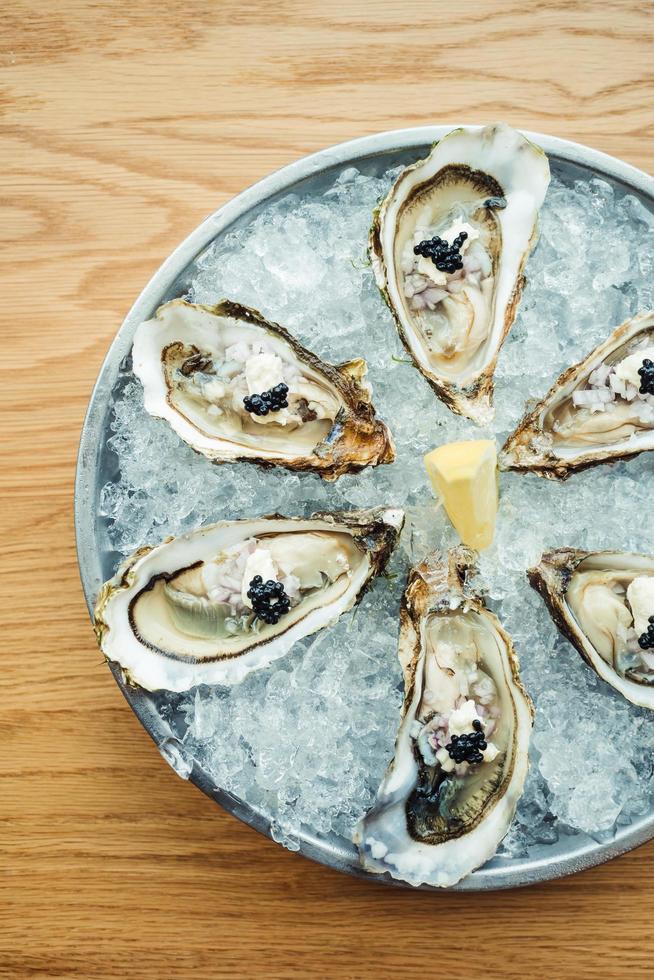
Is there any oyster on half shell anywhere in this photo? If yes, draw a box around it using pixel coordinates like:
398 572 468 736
370 123 550 424
133 299 395 480
94 508 404 692
529 548 654 709
355 547 533 888
501 311 654 479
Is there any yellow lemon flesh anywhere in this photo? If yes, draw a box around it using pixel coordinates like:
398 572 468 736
424 439 498 550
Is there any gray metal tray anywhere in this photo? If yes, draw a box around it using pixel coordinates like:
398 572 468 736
75 126 654 890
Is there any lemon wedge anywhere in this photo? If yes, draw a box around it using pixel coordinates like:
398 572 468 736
424 439 498 550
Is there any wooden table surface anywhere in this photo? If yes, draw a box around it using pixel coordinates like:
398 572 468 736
2 2 653 977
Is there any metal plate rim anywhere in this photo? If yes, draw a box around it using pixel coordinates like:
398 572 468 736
75 125 654 891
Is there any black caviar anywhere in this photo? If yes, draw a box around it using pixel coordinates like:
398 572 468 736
445 718 487 765
638 614 654 650
247 576 291 625
414 231 468 274
243 382 289 417
638 359 654 396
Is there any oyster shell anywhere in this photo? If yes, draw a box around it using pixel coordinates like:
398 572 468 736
94 508 403 692
501 311 654 479
133 299 395 480
529 548 654 709
355 547 533 887
370 123 550 424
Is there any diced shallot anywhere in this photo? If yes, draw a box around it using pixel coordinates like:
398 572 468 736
423 287 448 309
588 363 611 387
609 372 627 398
572 388 614 408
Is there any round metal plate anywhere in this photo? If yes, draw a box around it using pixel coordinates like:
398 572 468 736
75 126 654 890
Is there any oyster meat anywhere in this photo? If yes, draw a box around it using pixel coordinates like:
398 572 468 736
133 299 395 480
529 548 654 709
370 123 550 424
501 311 654 479
94 508 404 692
355 547 533 887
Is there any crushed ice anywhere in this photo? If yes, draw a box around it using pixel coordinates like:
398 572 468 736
100 162 654 860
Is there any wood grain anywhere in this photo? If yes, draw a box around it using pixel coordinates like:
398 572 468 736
1 1 653 977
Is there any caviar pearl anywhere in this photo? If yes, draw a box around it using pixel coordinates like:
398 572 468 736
444 719 487 765
246 575 291 625
243 382 290 417
637 360 654 396
413 231 468 275
639 629 654 650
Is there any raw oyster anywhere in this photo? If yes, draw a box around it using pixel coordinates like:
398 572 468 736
370 123 550 424
501 311 654 479
529 548 654 709
355 547 533 887
132 299 395 480
94 508 403 692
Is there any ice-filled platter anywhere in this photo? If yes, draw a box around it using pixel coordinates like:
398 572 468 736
76 126 654 890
